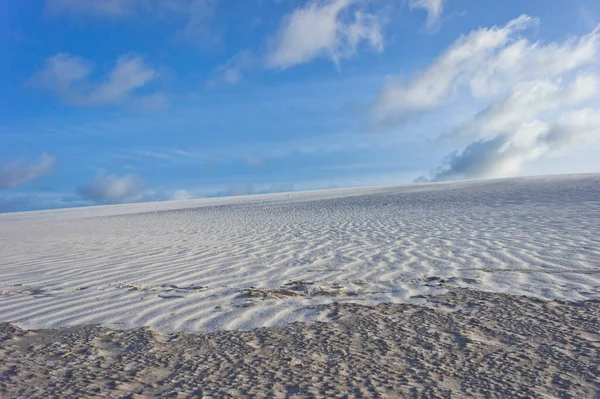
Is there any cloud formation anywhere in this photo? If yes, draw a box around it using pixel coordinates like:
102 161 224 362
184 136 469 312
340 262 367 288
390 16 600 182
427 109 600 182
418 73 600 182
77 170 144 203
0 153 57 189
409 0 446 31
266 0 383 69
29 53 165 110
450 73 600 141
373 15 599 123
77 170 199 204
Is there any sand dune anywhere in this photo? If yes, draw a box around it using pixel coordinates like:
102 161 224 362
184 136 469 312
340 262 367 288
1 174 599 333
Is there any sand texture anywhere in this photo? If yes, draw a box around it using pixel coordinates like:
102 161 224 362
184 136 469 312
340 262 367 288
1 289 599 398
1 174 600 333
1 174 600 397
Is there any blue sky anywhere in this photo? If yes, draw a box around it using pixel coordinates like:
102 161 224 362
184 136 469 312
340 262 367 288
1 0 600 212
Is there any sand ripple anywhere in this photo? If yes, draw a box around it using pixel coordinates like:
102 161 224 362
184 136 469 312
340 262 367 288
1 174 599 332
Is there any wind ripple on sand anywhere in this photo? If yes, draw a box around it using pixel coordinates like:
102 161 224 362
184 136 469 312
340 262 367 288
1 174 599 332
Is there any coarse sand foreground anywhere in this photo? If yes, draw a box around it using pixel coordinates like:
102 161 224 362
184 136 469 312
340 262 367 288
1 289 599 398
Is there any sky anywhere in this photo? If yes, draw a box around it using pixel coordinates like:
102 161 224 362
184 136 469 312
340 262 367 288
1 0 600 212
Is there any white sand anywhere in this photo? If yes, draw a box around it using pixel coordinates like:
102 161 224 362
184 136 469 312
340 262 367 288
1 174 599 333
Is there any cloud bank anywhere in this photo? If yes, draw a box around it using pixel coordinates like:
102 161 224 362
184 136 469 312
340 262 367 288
369 14 600 182
0 153 57 189
428 109 600 181
77 170 145 203
449 74 600 141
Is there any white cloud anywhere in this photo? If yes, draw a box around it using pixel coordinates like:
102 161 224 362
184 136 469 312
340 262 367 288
78 170 144 203
266 0 383 69
543 107 600 148
420 74 600 182
373 15 600 123
390 16 600 182
409 0 446 31
29 53 166 110
0 153 57 189
451 73 600 140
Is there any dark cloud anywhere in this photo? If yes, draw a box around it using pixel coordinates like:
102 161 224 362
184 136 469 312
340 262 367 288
424 134 523 182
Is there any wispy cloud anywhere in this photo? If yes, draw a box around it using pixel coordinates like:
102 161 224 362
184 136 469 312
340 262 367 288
266 0 383 70
209 50 255 86
45 0 148 18
45 0 220 45
29 53 166 111
45 0 203 19
409 0 446 32
181 0 220 44
112 125 413 171
0 153 57 189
